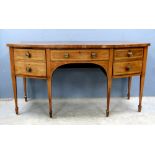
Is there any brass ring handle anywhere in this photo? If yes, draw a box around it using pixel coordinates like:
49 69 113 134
127 50 133 57
25 51 31 58
64 53 69 58
125 65 131 71
91 52 97 58
26 66 32 72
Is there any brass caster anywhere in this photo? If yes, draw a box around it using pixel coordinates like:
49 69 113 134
106 110 109 117
138 105 142 112
49 112 52 118
15 107 19 115
24 96 27 102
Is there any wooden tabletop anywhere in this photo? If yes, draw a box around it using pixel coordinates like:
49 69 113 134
7 42 150 49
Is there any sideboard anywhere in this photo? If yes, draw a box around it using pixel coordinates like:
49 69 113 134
7 42 150 117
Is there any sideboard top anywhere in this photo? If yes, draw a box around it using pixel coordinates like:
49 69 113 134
7 42 150 49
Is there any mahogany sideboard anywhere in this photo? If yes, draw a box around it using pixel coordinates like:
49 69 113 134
7 42 150 118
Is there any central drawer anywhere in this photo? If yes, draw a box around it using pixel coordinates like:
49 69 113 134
15 61 46 77
50 49 109 61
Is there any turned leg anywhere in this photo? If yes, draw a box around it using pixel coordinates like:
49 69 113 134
138 75 145 112
23 78 27 102
12 75 18 115
47 78 52 118
106 78 112 117
128 77 132 100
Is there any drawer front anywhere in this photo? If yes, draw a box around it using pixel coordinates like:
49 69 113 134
114 48 143 61
15 61 46 77
113 61 142 76
14 49 46 61
50 49 109 61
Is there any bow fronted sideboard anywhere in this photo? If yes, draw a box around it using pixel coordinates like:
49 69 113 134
7 42 150 117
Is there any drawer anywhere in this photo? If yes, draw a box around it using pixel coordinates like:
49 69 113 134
113 61 142 76
14 49 46 61
15 61 46 77
50 49 109 61
114 48 143 61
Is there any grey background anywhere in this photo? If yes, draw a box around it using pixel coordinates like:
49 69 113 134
0 29 155 99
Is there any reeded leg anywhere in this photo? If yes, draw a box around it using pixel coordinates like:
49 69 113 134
128 77 132 100
23 78 27 102
12 75 18 115
138 75 145 112
47 78 52 118
106 78 112 117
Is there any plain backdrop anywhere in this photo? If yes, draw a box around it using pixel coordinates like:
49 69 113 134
0 29 154 98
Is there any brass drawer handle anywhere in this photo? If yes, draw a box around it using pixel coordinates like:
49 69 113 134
125 65 131 71
25 51 31 58
127 50 133 57
64 53 69 58
26 66 32 72
91 52 97 58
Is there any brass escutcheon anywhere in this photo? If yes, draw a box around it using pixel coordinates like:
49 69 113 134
64 53 69 58
127 50 133 57
125 65 131 71
91 52 97 58
25 51 31 58
26 66 32 72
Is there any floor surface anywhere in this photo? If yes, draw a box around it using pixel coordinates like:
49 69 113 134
0 97 155 125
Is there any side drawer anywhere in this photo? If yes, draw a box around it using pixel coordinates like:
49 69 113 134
50 49 109 61
114 48 143 61
113 61 142 76
15 61 47 77
14 49 46 61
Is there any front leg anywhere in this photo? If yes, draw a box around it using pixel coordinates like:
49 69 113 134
10 47 18 115
47 78 52 118
12 75 18 115
138 75 145 112
106 77 112 117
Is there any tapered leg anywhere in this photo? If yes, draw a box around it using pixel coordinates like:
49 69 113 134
47 78 52 118
106 78 112 117
12 75 18 115
138 75 145 112
23 78 27 102
128 77 132 100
